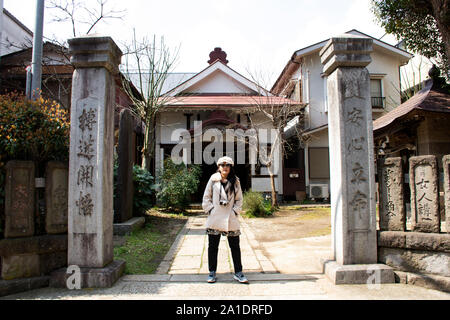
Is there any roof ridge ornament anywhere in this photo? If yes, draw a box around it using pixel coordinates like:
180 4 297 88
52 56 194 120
208 47 229 65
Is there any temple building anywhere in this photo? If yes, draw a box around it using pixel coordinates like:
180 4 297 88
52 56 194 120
155 48 300 201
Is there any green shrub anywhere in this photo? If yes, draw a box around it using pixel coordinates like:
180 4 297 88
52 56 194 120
132 165 157 215
243 190 274 217
0 93 70 164
0 93 70 238
156 158 201 211
113 155 157 216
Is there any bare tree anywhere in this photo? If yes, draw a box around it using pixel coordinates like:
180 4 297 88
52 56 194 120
46 0 125 38
36 0 126 108
243 70 306 207
121 30 180 172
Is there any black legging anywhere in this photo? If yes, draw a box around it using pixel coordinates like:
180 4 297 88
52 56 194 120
208 234 242 273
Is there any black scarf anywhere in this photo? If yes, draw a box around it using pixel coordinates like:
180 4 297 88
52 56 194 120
220 180 232 202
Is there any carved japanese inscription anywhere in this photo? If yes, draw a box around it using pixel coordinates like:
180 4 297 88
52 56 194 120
348 137 365 153
74 103 98 218
77 165 94 188
378 158 405 231
79 109 97 133
414 165 434 222
410 156 440 233
77 134 95 161
345 104 371 231
4 161 35 238
346 108 364 127
351 162 367 185
76 191 94 216
45 162 69 234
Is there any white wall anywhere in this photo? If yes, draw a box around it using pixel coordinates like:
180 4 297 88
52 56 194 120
186 70 254 95
1 10 32 56
294 47 405 131
400 54 433 91
158 111 187 144
290 51 329 131
366 49 403 112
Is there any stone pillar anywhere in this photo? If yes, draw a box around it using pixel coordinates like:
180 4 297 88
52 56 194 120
320 36 394 284
378 157 405 231
51 36 125 288
409 155 440 233
114 108 134 223
444 155 450 234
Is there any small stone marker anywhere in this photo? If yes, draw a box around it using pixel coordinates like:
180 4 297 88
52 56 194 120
378 157 405 231
45 161 69 234
442 155 449 234
409 155 440 233
409 156 440 233
4 161 35 238
114 108 134 223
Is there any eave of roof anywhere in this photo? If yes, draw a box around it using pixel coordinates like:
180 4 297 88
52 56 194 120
0 41 68 60
163 95 301 107
373 79 450 132
3 8 33 36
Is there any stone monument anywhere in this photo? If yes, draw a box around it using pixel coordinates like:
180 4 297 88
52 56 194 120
4 161 35 238
114 108 134 223
319 36 394 284
50 36 125 288
444 155 450 234
45 161 69 234
409 155 440 233
378 157 405 231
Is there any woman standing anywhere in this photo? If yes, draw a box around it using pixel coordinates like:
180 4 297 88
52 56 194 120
202 156 248 284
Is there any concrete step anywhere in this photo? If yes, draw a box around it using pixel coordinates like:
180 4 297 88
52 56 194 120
113 217 146 236
187 203 203 210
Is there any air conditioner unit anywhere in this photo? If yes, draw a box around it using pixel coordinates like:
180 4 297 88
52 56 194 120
309 184 329 200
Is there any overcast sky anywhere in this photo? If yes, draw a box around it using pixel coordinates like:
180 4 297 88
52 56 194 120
3 0 398 85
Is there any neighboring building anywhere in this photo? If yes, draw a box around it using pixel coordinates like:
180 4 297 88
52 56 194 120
272 29 413 200
396 40 434 99
0 42 73 108
154 48 300 201
373 78 450 169
373 77 450 221
0 8 33 57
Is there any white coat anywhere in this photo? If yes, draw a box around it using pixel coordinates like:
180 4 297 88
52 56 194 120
202 172 243 232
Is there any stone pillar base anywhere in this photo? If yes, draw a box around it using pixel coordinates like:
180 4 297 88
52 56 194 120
0 276 50 297
50 260 125 289
322 260 395 285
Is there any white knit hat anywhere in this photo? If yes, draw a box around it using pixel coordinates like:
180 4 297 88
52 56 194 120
217 156 234 166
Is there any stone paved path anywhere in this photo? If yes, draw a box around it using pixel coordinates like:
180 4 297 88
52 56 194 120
1 214 450 300
156 214 277 276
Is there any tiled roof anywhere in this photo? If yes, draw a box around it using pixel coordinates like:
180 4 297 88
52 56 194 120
373 79 450 132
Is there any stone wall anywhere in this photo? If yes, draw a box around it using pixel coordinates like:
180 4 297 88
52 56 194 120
377 155 450 292
0 160 68 296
